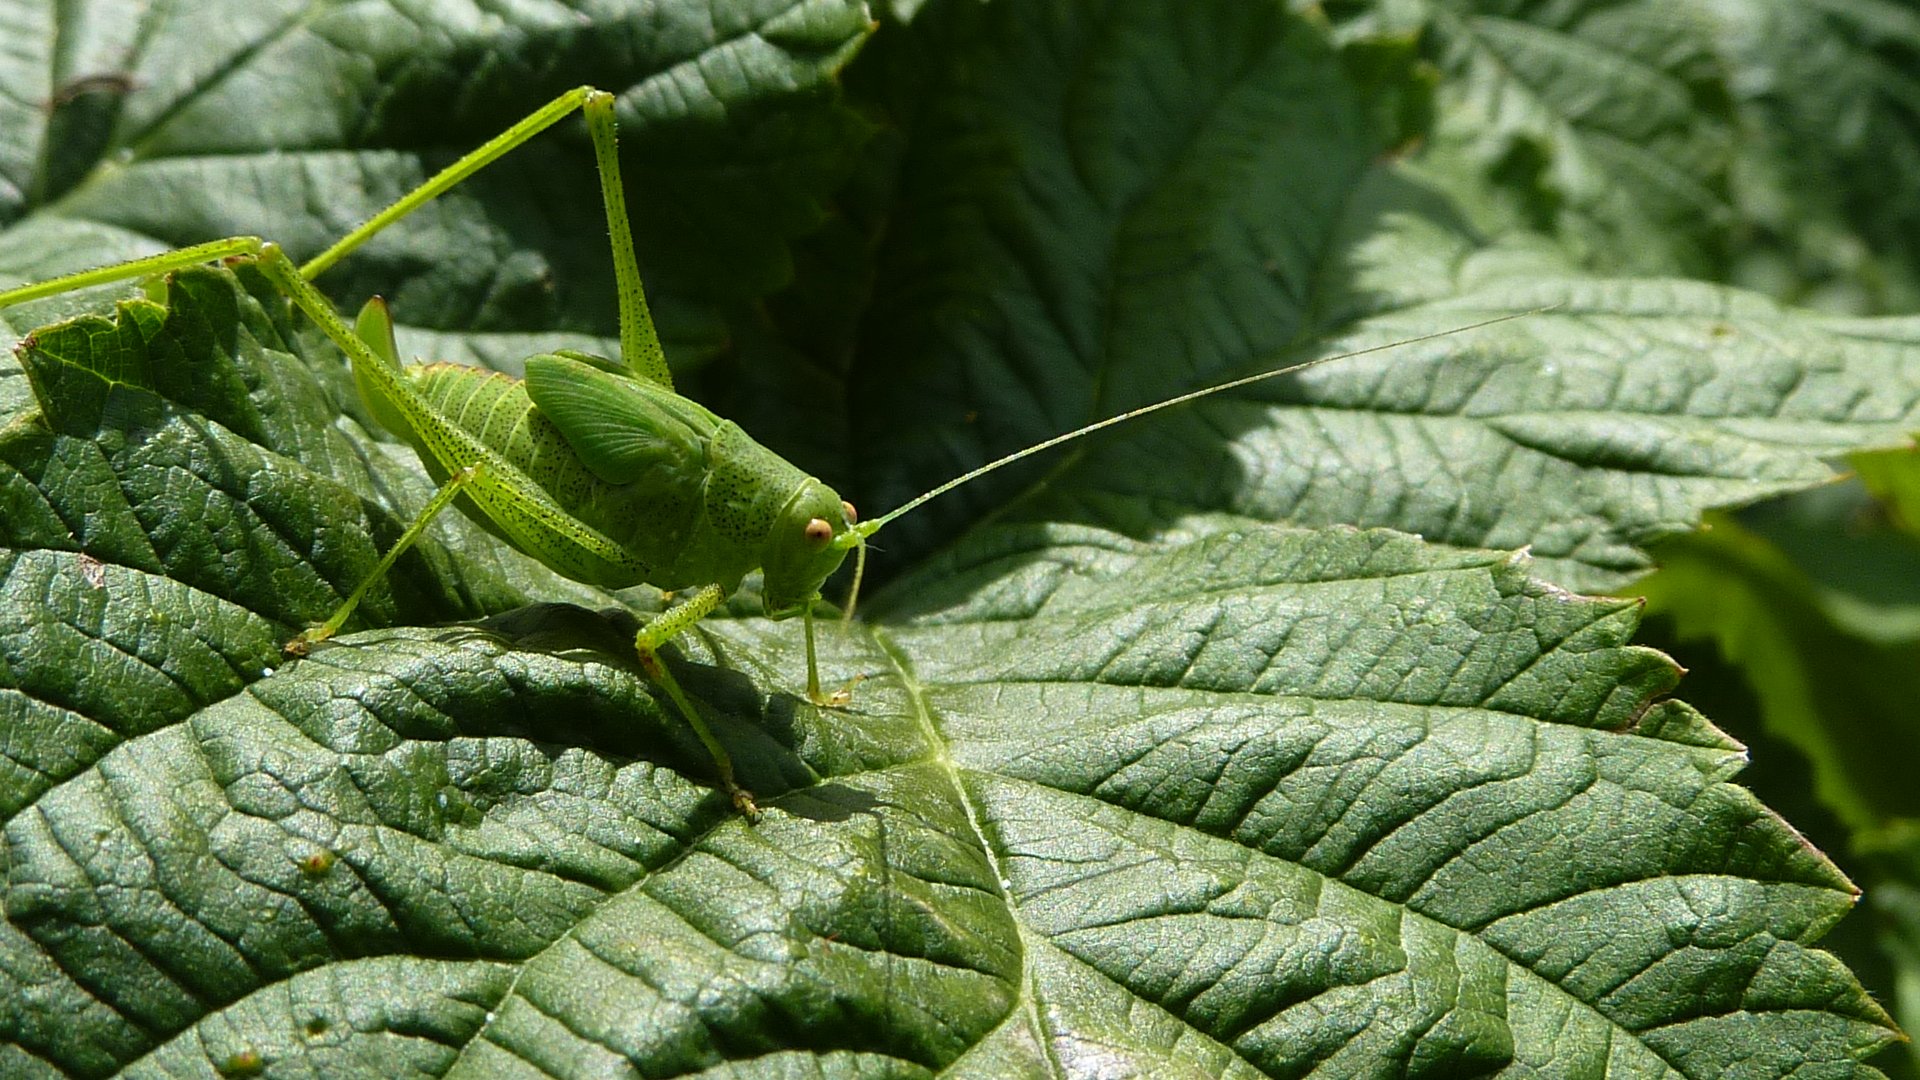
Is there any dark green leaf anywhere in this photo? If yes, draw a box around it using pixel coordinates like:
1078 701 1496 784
0 1 1908 1076
1321 0 1920 313
0 0 876 363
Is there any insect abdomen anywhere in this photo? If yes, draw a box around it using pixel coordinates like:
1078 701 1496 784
406 362 715 589
412 364 597 501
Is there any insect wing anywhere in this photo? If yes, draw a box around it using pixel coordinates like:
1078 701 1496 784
523 353 712 486
350 297 413 438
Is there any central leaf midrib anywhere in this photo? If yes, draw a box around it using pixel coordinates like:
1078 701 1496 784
865 619 1058 1071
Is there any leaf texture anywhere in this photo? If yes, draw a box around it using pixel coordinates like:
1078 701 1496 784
0 1 1909 1076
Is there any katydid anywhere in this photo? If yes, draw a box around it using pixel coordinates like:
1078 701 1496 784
0 85 1537 817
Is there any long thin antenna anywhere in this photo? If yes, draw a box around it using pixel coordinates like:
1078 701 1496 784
856 306 1554 538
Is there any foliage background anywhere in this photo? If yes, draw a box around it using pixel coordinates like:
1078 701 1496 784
0 0 1918 1076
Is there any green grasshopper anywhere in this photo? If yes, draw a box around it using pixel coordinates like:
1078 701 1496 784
0 86 1533 816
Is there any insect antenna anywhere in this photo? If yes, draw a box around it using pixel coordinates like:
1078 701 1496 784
835 305 1555 616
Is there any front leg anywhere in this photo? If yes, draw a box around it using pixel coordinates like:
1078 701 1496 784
632 584 757 817
285 464 484 657
803 603 865 707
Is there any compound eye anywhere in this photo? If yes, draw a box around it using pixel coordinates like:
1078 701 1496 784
804 517 833 544
841 500 859 525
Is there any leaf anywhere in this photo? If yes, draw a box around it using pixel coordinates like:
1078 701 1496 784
1630 472 1920 1079
1857 445 1920 544
1 362 1898 1073
0 273 1901 1074
0 0 876 361
0 0 1910 1076
1000 286 1920 594
1861 822 1920 1076
1633 507 1920 835
1321 0 1920 313
748 0 1920 593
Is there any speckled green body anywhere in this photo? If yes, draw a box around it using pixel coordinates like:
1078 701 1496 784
380 351 853 614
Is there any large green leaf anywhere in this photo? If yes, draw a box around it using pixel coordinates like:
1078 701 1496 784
0 279 1894 1072
0 0 1912 1076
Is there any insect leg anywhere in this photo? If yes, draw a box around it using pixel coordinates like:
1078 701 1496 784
301 87 594 278
581 91 667 388
254 247 648 584
0 236 264 310
632 584 757 817
295 86 667 389
803 605 865 707
284 464 484 656
805 604 822 700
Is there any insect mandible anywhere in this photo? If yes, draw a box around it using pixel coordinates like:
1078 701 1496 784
0 86 1538 817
